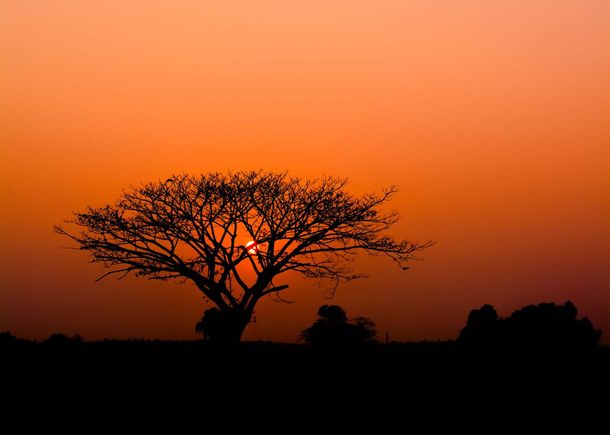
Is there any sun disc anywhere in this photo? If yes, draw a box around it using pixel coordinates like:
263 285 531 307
246 240 258 254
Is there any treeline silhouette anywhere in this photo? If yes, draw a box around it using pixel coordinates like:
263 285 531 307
3 306 606 425
458 301 601 349
3 300 608 404
2 300 602 352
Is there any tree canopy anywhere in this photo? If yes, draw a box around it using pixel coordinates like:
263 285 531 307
56 171 431 341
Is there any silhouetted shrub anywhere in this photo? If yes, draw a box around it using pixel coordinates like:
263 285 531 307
458 301 601 349
301 305 377 347
350 317 378 343
196 308 249 343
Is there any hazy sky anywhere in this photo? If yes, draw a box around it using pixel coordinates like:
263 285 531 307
1 0 608 343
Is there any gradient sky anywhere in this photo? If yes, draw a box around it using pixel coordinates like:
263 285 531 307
1 0 609 343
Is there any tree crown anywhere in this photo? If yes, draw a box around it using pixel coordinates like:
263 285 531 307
55 171 432 310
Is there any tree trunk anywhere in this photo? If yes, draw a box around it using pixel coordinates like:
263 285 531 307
222 311 250 343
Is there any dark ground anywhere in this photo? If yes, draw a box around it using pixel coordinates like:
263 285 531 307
5 339 609 386
3 340 609 426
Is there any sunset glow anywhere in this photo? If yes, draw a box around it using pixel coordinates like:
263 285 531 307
1 1 608 344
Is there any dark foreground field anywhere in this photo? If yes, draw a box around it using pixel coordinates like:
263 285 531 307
5 339 609 386
3 340 609 425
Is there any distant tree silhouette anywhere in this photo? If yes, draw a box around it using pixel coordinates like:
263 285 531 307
351 317 378 342
317 304 348 322
458 304 501 347
458 301 601 349
56 171 431 343
301 304 377 346
503 301 601 348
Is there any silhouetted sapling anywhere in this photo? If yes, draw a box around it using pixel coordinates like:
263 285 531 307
301 304 377 346
56 171 431 343
458 301 601 349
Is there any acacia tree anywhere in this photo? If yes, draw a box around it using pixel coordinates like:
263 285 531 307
55 171 432 342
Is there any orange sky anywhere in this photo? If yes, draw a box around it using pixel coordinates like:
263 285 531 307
1 0 609 343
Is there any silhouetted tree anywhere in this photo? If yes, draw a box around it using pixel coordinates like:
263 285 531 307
503 301 601 349
350 317 378 343
317 304 348 322
56 171 431 343
458 304 501 347
458 301 601 349
301 304 377 346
